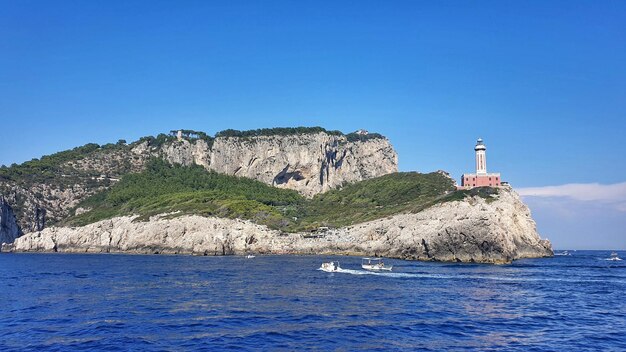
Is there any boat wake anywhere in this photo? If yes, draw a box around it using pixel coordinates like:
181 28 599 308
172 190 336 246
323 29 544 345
320 267 626 284
334 268 415 278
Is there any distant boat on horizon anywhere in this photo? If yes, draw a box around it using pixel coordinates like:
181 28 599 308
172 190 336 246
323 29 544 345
607 252 622 261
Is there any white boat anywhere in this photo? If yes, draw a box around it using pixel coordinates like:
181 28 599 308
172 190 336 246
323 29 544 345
555 250 571 256
608 252 622 261
320 261 341 272
361 258 392 271
246 254 256 259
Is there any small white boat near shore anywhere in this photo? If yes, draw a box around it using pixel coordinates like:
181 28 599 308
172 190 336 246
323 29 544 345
246 254 256 259
555 251 571 256
361 258 392 271
320 261 341 272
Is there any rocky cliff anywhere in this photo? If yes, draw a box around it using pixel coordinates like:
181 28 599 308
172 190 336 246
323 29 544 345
0 144 151 233
158 133 398 196
156 132 398 196
0 129 398 233
4 187 552 263
207 133 398 196
0 197 21 245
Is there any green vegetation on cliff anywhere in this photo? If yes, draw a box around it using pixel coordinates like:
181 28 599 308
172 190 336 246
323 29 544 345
0 143 134 193
344 132 385 142
68 159 303 227
214 126 386 141
0 126 384 185
134 130 215 149
215 127 343 138
0 126 390 230
0 143 102 185
439 186 500 204
293 172 455 231
67 160 460 231
0 126 384 188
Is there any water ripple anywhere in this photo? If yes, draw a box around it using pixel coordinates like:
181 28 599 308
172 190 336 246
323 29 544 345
1 251 625 351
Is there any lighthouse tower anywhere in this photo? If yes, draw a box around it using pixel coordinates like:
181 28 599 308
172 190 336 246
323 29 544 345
475 138 487 175
461 138 501 188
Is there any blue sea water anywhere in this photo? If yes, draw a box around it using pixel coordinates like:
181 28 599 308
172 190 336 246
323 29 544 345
1 251 625 351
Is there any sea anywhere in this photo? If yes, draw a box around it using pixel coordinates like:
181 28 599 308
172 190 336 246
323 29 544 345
1 251 625 351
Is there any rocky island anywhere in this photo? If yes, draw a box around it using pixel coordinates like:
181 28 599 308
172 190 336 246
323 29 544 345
0 127 552 263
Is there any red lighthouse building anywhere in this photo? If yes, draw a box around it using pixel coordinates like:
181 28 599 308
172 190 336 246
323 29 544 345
461 138 501 188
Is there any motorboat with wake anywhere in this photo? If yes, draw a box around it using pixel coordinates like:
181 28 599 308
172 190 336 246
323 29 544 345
607 252 622 261
361 258 392 271
555 250 571 256
320 261 341 272
246 254 256 259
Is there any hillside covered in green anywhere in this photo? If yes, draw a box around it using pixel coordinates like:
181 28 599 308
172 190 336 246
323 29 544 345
67 159 464 232
0 143 118 186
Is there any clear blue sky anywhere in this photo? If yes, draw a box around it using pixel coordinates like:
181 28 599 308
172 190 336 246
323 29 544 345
1 1 625 248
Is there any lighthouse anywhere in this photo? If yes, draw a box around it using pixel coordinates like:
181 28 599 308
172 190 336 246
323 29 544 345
461 138 501 188
475 138 487 175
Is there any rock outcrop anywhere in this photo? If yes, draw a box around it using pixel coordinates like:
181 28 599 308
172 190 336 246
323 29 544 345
207 133 398 196
156 133 398 196
0 181 110 234
4 187 552 263
0 197 21 246
29 205 46 232
0 145 150 232
1 131 397 233
160 139 212 169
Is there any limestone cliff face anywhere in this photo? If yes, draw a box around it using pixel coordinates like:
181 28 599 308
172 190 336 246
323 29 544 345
0 181 110 234
0 197 21 245
160 139 211 169
5 187 552 263
338 186 552 263
135 133 398 197
207 134 398 196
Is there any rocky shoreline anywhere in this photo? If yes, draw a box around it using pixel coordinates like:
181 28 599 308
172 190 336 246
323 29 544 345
2 187 553 264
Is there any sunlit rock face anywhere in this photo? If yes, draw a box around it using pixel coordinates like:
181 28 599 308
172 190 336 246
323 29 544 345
207 133 398 197
0 131 397 233
7 187 552 264
146 133 398 197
